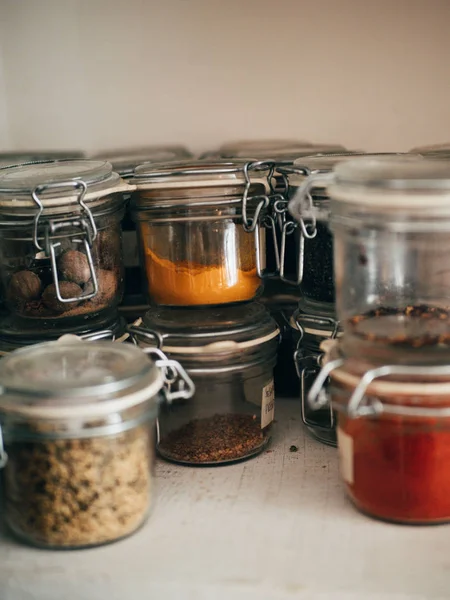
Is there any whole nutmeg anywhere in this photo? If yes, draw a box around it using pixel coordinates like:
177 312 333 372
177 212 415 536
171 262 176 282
58 250 91 285
86 269 118 307
42 282 83 313
7 270 42 308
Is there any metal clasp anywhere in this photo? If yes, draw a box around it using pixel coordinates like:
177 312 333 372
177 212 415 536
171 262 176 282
143 346 195 403
32 180 99 304
242 161 272 233
346 364 450 419
297 354 335 432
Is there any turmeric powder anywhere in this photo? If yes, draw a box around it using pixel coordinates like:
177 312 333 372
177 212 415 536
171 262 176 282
144 248 261 305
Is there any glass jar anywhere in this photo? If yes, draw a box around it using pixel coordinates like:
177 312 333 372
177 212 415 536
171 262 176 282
281 153 409 299
291 156 450 364
291 303 341 445
129 302 279 465
0 339 194 548
0 150 85 168
92 148 192 321
218 139 314 158
131 160 276 307
409 142 450 157
0 160 131 340
309 342 450 524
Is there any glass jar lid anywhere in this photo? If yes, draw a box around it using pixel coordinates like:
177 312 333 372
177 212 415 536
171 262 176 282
0 160 131 217
131 159 271 191
140 302 279 354
219 139 313 158
0 150 85 168
329 156 450 212
309 341 450 421
92 146 192 178
409 142 450 156
0 340 163 419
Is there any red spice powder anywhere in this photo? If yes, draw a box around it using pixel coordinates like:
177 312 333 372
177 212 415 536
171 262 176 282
339 411 450 524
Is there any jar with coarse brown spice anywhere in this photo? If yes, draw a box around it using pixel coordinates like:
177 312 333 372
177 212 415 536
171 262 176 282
0 338 194 549
130 301 279 466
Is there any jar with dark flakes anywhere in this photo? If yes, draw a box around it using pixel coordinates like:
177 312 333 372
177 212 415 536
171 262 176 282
0 339 194 549
291 302 341 446
282 153 411 302
130 302 279 465
0 160 130 342
291 155 450 364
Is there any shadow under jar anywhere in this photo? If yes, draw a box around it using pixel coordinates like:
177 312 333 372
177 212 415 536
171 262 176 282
0 160 130 341
291 302 341 445
130 160 277 307
0 339 194 548
310 341 450 524
130 302 279 465
282 153 410 302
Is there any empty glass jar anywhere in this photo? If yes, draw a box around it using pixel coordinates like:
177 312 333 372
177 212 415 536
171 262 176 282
305 156 450 364
130 302 279 465
131 160 276 307
0 160 131 340
0 339 194 548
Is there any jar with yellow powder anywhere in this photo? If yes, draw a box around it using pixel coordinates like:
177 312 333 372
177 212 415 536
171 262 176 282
131 160 276 307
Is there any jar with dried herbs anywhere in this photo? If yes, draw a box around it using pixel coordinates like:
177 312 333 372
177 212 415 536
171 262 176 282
0 160 130 341
0 338 194 548
131 160 277 307
130 302 279 465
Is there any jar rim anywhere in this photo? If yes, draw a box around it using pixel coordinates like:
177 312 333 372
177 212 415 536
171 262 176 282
0 160 133 215
0 340 163 419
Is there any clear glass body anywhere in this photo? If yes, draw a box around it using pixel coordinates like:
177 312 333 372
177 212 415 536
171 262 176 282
157 358 276 465
333 382 450 524
2 409 155 548
296 342 336 446
332 209 450 363
135 201 263 306
0 203 125 336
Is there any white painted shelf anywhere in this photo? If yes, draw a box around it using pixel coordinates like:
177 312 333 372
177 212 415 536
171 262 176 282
0 399 449 600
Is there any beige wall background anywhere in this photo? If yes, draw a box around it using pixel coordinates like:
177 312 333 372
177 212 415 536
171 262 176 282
0 0 449 155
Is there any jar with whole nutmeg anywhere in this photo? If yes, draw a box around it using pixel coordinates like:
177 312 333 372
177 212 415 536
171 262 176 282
0 339 194 548
0 160 131 340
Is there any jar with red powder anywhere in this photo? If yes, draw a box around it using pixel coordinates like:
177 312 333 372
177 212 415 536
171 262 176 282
309 342 450 524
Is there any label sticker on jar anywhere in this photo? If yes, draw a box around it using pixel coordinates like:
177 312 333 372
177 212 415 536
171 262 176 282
337 427 354 485
261 379 275 429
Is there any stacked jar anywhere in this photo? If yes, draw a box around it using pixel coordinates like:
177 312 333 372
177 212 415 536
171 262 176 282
129 159 280 465
0 160 132 351
91 146 192 321
291 155 450 524
280 153 411 444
